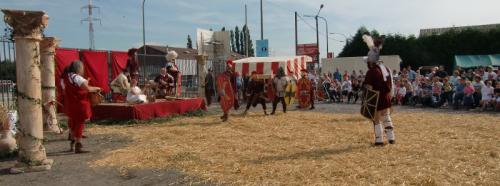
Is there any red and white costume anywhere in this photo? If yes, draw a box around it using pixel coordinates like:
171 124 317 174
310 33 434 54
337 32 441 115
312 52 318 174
63 73 91 139
363 34 396 145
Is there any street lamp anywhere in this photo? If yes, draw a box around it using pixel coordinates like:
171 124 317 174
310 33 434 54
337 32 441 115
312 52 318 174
142 0 147 80
304 15 328 58
330 32 349 43
303 4 323 69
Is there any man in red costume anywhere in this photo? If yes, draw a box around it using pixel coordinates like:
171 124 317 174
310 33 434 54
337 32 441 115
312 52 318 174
218 64 237 122
62 60 101 153
363 34 396 146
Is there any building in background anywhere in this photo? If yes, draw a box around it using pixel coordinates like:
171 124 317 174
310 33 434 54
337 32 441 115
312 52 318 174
420 23 500 37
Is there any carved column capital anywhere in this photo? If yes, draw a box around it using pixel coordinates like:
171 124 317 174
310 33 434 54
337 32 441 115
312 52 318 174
2 9 48 40
195 55 208 65
40 37 59 54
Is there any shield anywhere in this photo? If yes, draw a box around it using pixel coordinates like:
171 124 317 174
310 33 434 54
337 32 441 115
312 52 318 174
217 74 234 113
360 89 380 121
284 81 296 105
297 78 311 108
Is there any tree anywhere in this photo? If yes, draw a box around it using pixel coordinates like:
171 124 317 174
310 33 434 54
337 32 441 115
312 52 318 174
221 27 226 31
230 30 236 52
339 26 500 71
186 35 193 49
235 26 241 54
240 25 246 55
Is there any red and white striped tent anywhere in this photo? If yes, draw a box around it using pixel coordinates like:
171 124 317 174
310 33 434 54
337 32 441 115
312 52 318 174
233 56 312 79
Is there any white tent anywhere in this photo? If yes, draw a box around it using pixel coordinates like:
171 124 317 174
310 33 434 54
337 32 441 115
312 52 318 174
322 55 402 75
233 56 312 79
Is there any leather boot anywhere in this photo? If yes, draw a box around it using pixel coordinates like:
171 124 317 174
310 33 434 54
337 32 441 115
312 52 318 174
75 142 90 153
69 140 75 152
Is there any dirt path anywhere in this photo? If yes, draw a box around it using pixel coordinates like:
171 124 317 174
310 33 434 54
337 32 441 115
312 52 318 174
0 130 213 186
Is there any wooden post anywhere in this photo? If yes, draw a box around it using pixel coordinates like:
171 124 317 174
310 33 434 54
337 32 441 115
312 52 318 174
196 55 207 99
2 9 53 173
40 37 61 133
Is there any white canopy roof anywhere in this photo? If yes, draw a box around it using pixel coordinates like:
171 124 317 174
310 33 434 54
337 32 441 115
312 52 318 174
233 56 313 63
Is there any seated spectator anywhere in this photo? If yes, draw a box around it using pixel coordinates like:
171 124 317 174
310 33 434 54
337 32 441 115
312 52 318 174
126 79 148 104
436 65 448 79
431 76 443 105
463 80 475 110
480 80 495 111
495 82 500 111
472 76 484 108
439 78 454 108
449 70 460 87
453 78 465 109
341 76 352 103
402 79 413 105
351 79 362 103
395 80 406 105
483 66 497 81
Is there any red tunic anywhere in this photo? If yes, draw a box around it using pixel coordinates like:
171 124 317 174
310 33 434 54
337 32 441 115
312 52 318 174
63 74 92 121
364 65 392 111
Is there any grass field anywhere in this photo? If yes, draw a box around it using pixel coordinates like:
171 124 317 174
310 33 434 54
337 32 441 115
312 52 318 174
89 109 500 185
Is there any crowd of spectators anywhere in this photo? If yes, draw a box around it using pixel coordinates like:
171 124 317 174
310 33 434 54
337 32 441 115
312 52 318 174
316 65 500 112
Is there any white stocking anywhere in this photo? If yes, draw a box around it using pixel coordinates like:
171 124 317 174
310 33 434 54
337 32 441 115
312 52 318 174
373 121 384 143
382 112 395 141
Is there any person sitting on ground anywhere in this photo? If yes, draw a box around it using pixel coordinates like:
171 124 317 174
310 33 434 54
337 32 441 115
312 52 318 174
396 80 406 105
431 76 443 106
402 79 413 105
439 78 454 108
494 81 500 111
126 78 148 104
110 69 130 103
421 79 434 107
463 80 475 110
472 76 484 108
480 80 494 111
453 78 465 109
154 67 174 98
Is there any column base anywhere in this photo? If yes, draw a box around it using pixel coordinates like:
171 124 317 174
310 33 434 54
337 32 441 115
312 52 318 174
9 159 53 174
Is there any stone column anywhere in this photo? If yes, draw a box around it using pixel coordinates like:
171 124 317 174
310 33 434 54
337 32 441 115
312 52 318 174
2 9 53 173
40 37 61 133
196 55 207 99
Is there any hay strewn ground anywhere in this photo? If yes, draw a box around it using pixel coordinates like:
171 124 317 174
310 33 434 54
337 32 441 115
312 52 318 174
90 110 500 185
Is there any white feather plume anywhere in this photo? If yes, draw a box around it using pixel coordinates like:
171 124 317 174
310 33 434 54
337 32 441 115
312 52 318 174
362 34 374 49
166 51 178 61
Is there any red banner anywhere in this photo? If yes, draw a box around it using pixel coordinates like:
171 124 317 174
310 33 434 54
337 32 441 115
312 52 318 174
55 48 80 112
111 51 128 79
296 43 319 63
81 50 110 93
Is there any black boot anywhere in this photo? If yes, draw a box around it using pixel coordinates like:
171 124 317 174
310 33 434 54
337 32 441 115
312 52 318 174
75 142 90 154
68 140 75 152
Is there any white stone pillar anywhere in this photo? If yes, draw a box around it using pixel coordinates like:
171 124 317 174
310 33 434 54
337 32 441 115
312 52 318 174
40 37 61 133
2 9 53 173
196 55 207 99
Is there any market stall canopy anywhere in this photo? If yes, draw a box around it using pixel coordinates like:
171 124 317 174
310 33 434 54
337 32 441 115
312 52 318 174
233 56 312 79
454 54 500 68
322 55 402 75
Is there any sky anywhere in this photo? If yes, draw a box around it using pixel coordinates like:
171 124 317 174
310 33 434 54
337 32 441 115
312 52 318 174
1 0 499 58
